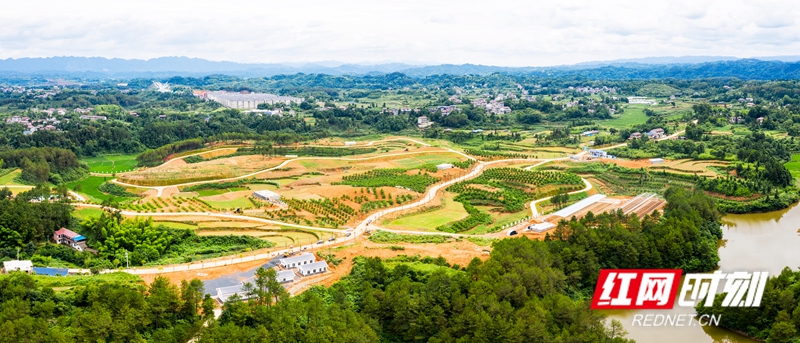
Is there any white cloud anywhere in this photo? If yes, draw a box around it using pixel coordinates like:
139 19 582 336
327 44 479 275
0 0 799 66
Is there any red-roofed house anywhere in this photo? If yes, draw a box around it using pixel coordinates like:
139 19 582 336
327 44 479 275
53 228 88 252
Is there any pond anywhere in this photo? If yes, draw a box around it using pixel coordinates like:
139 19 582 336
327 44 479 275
610 203 800 342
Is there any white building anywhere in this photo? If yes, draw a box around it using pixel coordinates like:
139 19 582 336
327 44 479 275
649 158 665 164
279 253 315 269
526 222 555 233
298 261 329 276
215 284 252 303
552 194 607 218
417 116 433 129
277 269 295 283
436 163 454 170
253 190 281 202
3 260 33 273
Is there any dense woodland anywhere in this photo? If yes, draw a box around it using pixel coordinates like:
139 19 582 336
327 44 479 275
697 267 800 342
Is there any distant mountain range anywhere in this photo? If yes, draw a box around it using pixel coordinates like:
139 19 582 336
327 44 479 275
1 56 800 79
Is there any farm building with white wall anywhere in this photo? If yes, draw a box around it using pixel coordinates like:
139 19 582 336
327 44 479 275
3 260 33 273
279 253 315 269
298 261 329 276
277 270 295 283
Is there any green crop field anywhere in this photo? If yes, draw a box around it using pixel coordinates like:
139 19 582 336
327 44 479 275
82 154 140 173
600 106 647 128
601 106 648 128
385 193 468 230
786 154 800 180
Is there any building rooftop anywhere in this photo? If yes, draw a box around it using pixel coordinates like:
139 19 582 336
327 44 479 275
32 267 68 276
277 270 295 281
54 228 86 241
280 253 315 265
3 260 33 271
298 261 329 271
552 194 607 218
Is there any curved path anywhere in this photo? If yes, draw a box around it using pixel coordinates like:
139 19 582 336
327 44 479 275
528 178 593 218
74 157 541 274
70 144 613 275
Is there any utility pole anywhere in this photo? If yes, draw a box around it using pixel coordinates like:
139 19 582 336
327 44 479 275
125 251 129 270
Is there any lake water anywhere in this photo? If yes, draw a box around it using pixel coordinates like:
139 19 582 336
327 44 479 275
610 203 800 343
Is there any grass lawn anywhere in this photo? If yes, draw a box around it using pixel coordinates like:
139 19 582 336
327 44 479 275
385 192 468 231
65 176 134 202
201 196 254 210
0 169 25 185
73 207 105 220
601 106 648 128
82 154 140 174
786 154 800 180
196 189 228 197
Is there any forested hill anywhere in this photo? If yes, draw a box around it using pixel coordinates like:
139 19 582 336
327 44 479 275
2 57 800 79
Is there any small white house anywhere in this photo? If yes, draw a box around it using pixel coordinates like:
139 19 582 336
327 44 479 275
436 163 454 170
3 260 33 273
298 261 329 276
344 141 357 146
279 253 315 269
277 269 295 283
649 158 665 164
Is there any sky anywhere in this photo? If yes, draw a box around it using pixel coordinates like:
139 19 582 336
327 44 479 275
1 0 799 67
